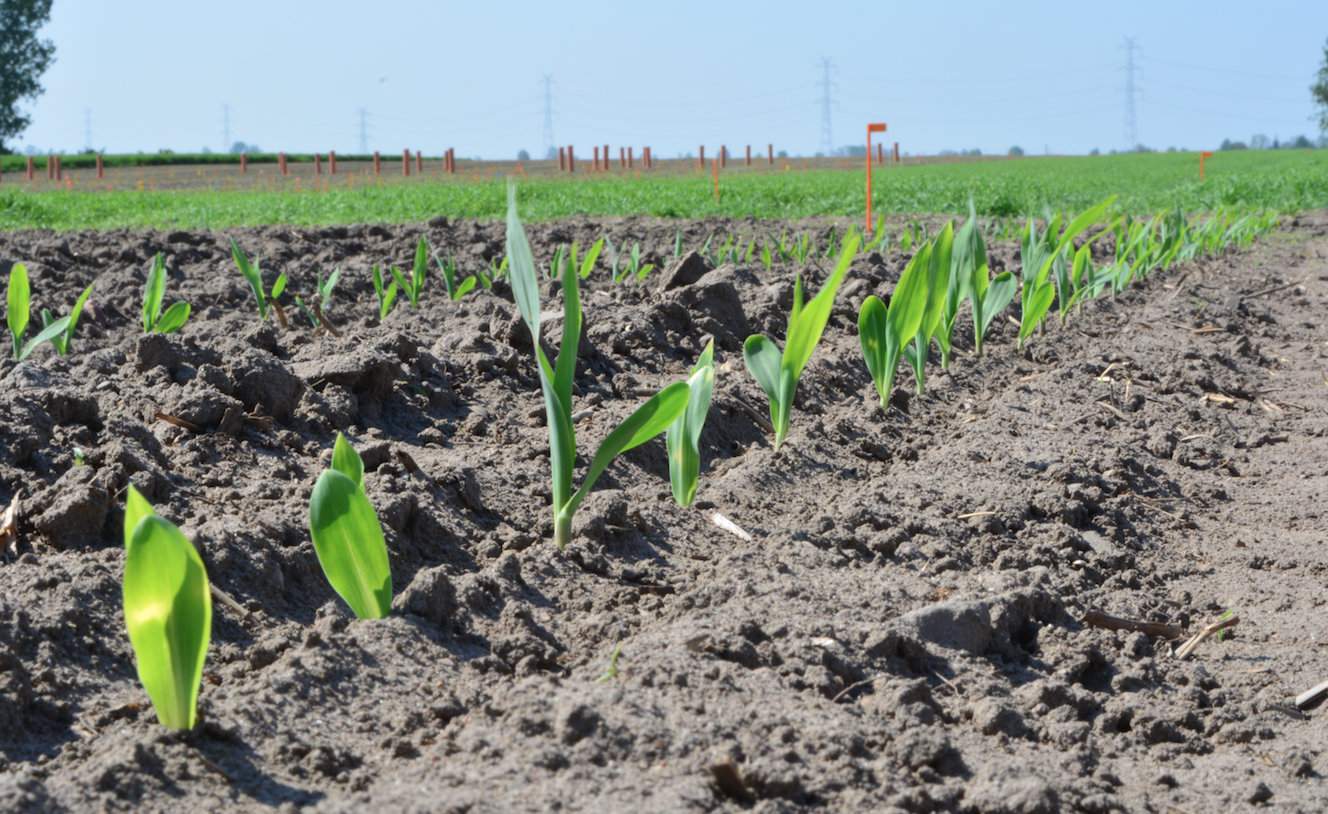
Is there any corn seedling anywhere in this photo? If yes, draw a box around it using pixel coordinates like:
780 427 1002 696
507 185 690 548
665 340 716 507
575 238 605 280
122 485 212 730
1017 197 1115 348
859 241 931 410
371 265 398 320
308 433 393 619
296 267 341 328
230 241 287 321
389 238 429 307
900 224 953 393
141 254 191 335
966 236 1018 359
745 231 859 447
41 283 93 356
619 242 654 283
6 264 70 361
434 253 477 301
760 240 774 271
862 215 888 254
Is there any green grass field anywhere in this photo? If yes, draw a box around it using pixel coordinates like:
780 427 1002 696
1 150 1325 231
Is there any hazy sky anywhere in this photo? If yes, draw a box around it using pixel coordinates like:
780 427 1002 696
17 1 1328 158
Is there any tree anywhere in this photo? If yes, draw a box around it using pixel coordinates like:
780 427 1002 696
0 1 56 155
1008 145 1025 157
1314 37 1328 135
517 149 531 161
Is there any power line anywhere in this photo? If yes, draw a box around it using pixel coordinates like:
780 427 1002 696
541 74 555 159
817 57 836 155
357 108 369 154
1122 36 1140 149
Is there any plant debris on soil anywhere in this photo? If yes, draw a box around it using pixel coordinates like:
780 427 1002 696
1 213 1327 812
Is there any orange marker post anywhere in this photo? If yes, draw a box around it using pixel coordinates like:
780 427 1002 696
628 147 634 168
314 153 322 175
745 145 751 166
373 151 382 175
402 149 411 177
768 144 774 165
720 145 727 168
567 145 575 173
893 142 900 164
279 152 288 176
698 145 704 171
416 151 423 174
593 145 600 171
1199 150 1214 181
26 156 33 181
559 147 566 171
876 143 883 165
865 122 887 233
330 150 338 174
603 144 609 170
96 153 105 179
240 153 248 174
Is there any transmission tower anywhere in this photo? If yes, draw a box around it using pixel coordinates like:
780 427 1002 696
1122 36 1139 149
357 108 370 154
541 75 555 159
817 58 836 156
222 104 231 151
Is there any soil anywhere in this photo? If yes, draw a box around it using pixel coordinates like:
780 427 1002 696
0 212 1326 813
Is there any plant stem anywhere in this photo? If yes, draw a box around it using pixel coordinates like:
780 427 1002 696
554 512 573 550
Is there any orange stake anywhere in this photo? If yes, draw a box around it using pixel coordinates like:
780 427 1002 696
1199 150 1214 181
416 151 423 174
26 156 33 181
865 122 887 233
567 145 575 173
745 145 751 166
373 151 381 175
330 150 338 174
240 153 248 174
768 143 774 165
96 153 104 179
698 145 705 171
559 146 566 171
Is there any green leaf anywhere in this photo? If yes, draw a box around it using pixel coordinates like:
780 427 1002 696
230 240 267 319
390 266 413 306
858 295 891 407
579 238 604 279
122 484 155 550
331 432 364 489
142 254 165 333
271 273 287 301
536 348 577 525
784 231 859 386
506 183 542 344
666 341 716 507
887 244 931 349
123 514 212 730
17 316 71 361
308 469 392 619
7 263 29 358
1018 283 1056 343
979 270 1017 345
743 334 783 427
453 276 477 300
59 284 94 355
553 260 582 414
412 237 429 297
154 302 191 335
563 381 690 521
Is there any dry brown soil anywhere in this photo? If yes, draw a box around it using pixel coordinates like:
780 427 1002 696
0 213 1325 812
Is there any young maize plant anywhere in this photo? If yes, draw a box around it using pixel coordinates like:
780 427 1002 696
745 231 859 447
902 222 954 393
308 433 392 619
859 241 931 410
141 254 191 335
7 264 72 361
507 185 690 548
390 238 429 307
760 240 774 272
621 242 655 283
434 253 477 301
665 340 716 507
122 485 212 731
673 229 683 260
371 265 399 320
1017 197 1115 348
572 238 605 280
862 215 888 254
230 241 287 321
956 199 1014 355
296 267 341 328
41 283 94 356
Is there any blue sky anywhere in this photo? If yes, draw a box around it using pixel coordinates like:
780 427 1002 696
17 0 1328 157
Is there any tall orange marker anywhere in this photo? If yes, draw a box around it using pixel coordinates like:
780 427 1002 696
1199 150 1214 181
865 123 887 233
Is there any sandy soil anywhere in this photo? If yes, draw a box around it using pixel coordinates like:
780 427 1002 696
0 213 1325 812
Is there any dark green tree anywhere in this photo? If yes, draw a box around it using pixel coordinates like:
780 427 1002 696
0 0 55 154
1315 37 1328 136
